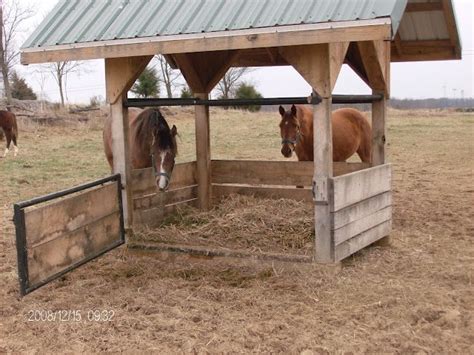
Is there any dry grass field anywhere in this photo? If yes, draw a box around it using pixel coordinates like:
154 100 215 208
0 107 473 353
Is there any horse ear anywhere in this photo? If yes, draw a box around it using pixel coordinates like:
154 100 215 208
279 105 285 116
291 105 297 116
171 125 177 136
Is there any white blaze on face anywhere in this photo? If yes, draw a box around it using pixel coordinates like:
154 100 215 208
158 151 169 190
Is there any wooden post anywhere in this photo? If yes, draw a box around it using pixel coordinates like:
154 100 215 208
109 95 133 227
173 51 240 211
280 42 348 263
195 93 211 210
371 91 386 166
313 96 334 262
105 56 152 229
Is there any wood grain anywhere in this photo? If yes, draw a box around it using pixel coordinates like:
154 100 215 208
331 191 392 230
331 164 391 212
334 220 391 261
25 182 119 248
27 211 121 286
333 206 392 246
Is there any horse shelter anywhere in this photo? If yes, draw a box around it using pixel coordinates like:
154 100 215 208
16 0 461 295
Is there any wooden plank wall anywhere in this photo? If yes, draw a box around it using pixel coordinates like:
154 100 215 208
132 161 198 228
212 160 368 201
24 181 122 286
330 164 392 261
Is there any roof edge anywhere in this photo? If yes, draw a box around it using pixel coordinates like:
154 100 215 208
21 18 392 65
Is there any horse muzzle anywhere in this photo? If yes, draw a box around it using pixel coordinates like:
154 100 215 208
156 172 170 191
281 144 293 158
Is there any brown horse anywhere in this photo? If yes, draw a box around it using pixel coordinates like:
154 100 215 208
0 110 19 158
278 105 371 162
103 108 178 191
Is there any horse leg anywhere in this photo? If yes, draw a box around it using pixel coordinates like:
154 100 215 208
3 131 11 158
12 134 18 157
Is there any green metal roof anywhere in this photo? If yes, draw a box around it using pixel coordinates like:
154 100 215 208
23 0 407 49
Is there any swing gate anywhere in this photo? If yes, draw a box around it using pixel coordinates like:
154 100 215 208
14 175 125 296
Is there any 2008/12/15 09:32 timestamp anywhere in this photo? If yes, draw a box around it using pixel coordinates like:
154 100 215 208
27 310 115 322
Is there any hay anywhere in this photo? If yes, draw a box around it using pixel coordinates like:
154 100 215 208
133 194 314 255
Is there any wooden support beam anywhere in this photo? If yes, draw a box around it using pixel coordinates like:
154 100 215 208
282 42 348 263
345 42 370 87
357 40 390 95
109 95 133 227
393 33 403 57
173 50 240 93
173 51 238 211
105 56 152 104
21 20 391 65
280 42 348 96
313 97 334 263
194 93 211 210
105 57 151 227
371 92 387 167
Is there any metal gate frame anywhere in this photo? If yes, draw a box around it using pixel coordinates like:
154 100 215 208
14 174 125 296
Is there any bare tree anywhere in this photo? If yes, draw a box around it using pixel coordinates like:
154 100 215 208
0 0 34 104
215 67 253 99
44 61 84 107
157 55 182 98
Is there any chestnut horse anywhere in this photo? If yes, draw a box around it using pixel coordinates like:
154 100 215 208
0 110 19 158
103 108 178 191
278 105 371 162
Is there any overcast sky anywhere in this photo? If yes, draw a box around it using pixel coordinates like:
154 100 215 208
13 0 474 103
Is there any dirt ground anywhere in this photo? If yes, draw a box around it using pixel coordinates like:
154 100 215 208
0 108 473 353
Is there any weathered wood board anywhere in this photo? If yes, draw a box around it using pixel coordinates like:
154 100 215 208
25 182 119 248
334 220 392 261
331 163 391 211
132 161 197 197
28 212 121 285
21 180 124 291
329 164 392 261
133 199 198 228
211 160 368 187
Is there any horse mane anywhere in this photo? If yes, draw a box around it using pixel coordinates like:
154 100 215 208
135 108 176 154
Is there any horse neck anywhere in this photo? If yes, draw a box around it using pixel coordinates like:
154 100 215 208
131 112 154 168
297 108 313 140
295 107 314 159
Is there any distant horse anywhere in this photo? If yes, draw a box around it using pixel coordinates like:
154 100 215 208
278 105 371 162
0 110 19 158
103 108 178 191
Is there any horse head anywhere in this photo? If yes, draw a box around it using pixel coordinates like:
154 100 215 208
278 104 301 158
149 109 178 191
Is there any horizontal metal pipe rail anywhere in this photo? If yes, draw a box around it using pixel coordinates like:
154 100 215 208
124 94 383 108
